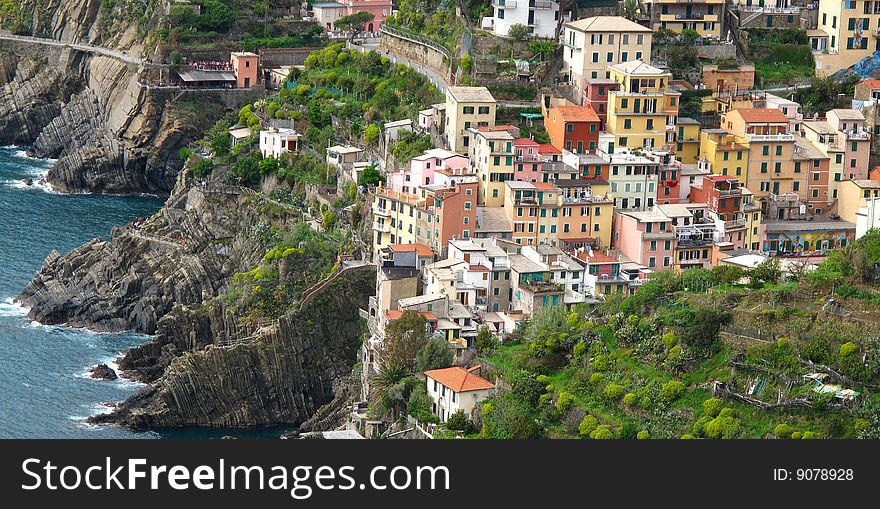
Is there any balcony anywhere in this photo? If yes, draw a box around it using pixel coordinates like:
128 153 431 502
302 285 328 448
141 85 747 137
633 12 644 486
516 154 542 162
521 279 565 294
724 218 747 230
492 0 517 7
372 222 390 232
531 0 554 8
769 192 800 202
679 258 705 266
746 133 795 143
846 130 871 140
740 5 800 14
717 187 741 196
372 205 390 217
643 231 676 240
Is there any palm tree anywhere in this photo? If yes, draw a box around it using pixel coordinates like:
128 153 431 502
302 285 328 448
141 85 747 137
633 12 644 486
370 362 407 399
620 0 641 20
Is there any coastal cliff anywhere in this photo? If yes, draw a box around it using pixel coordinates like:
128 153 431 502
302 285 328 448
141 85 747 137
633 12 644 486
0 0 230 194
91 267 371 427
17 179 269 333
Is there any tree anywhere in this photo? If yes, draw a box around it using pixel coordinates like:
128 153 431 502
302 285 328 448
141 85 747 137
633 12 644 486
335 11 375 33
676 306 732 355
751 257 782 285
363 123 380 144
620 0 641 20
526 41 556 61
474 325 499 355
383 311 430 373
357 163 384 186
508 24 530 41
415 337 454 371
207 121 232 157
460 54 473 74
200 0 235 32
371 363 407 398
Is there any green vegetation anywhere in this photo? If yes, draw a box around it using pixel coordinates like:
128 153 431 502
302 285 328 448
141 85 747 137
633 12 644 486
746 28 814 86
385 0 467 53
223 222 349 322
474 233 880 439
795 75 862 116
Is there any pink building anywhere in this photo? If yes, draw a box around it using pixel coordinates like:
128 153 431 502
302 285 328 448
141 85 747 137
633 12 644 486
312 0 391 32
614 209 677 271
513 138 542 183
387 148 469 194
230 52 259 88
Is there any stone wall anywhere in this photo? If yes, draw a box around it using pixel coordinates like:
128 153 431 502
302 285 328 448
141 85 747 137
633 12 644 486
260 47 322 68
379 30 451 83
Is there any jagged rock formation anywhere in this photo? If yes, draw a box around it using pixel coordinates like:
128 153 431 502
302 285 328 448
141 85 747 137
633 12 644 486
91 266 372 428
17 181 272 333
0 0 225 194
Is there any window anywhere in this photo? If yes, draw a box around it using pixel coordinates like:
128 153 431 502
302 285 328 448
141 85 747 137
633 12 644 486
649 257 656 267
478 106 490 115
624 119 631 129
465 201 472 210
776 145 782 156
762 145 769 156
463 106 474 114
592 52 599 63
761 162 768 173
607 52 613 62
566 123 573 133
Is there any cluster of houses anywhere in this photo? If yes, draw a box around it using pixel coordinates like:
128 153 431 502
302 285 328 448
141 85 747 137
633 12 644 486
349 10 880 424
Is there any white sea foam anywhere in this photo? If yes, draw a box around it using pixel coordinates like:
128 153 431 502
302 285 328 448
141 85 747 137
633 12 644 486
2 176 59 194
0 297 28 318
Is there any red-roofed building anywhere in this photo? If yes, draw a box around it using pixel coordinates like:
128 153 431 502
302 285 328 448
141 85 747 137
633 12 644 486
544 104 601 155
425 365 495 422
575 247 627 297
384 310 438 334
538 143 562 162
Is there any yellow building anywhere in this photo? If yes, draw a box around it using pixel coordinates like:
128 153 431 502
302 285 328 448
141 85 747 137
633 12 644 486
838 179 880 223
444 86 497 155
562 16 653 102
470 128 515 207
720 108 796 200
811 0 880 76
699 129 750 183
653 0 725 38
606 60 680 151
675 117 702 164
372 187 425 258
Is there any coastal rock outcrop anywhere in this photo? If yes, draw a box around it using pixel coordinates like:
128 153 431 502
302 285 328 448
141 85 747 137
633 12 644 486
91 265 372 428
90 364 118 380
17 182 269 333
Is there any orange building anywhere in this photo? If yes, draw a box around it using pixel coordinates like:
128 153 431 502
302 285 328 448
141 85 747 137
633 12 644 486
544 105 601 155
230 52 259 88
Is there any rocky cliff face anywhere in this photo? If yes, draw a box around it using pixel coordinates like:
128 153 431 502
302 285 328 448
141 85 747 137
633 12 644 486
0 0 221 194
91 267 371 427
17 179 272 333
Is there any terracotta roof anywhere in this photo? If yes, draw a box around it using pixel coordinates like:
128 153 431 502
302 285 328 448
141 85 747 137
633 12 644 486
468 264 490 272
577 250 619 264
385 310 437 322
387 243 434 257
424 366 495 392
553 105 600 122
730 108 790 124
862 79 880 90
538 144 561 154
533 182 558 191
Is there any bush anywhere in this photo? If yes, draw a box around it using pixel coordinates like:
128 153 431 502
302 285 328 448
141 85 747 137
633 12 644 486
508 24 529 41
623 392 638 406
791 431 802 440
704 415 740 439
446 409 475 433
578 415 599 437
603 383 625 401
802 431 817 439
556 392 576 414
637 430 650 440
702 398 724 418
590 424 614 439
774 423 793 439
659 380 686 403
192 158 214 179
589 373 604 385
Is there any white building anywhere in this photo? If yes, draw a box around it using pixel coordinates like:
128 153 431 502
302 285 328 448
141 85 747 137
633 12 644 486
481 0 562 40
259 127 301 159
424 365 495 422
